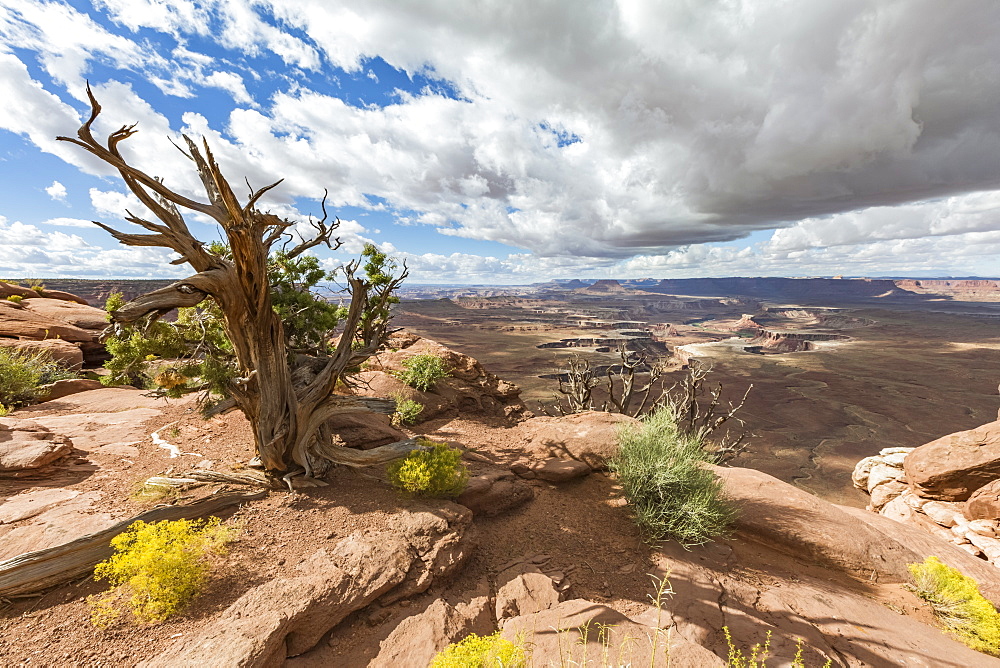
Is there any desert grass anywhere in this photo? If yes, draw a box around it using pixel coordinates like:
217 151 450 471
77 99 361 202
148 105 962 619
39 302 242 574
609 408 737 546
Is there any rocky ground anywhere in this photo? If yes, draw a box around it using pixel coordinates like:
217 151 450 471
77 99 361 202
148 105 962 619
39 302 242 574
1 281 1000 666
2 330 1000 667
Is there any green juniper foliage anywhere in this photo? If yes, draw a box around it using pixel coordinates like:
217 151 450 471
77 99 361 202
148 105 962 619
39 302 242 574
99 243 403 405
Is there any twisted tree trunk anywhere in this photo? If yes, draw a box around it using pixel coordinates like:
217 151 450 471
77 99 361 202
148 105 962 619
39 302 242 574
58 87 420 477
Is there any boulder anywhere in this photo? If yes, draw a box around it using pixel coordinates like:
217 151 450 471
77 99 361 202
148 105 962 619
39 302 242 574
966 478 1000 521
28 289 89 305
15 388 190 452
869 479 907 511
501 599 722 667
852 447 912 511
511 457 591 482
0 487 81 524
0 337 84 369
141 503 474 666
0 282 35 299
510 411 638 470
904 421 1000 501
715 465 1000 604
35 378 104 401
0 300 97 342
0 418 73 471
456 471 534 517
353 333 526 421
495 571 561 620
922 500 965 527
371 595 492 668
20 299 108 331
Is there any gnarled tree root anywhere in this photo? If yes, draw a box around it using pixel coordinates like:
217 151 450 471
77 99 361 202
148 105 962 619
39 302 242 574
0 490 265 600
144 438 429 492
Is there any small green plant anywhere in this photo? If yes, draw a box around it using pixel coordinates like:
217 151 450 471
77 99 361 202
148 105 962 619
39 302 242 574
397 353 450 392
724 626 832 668
429 631 527 668
608 407 737 546
30 284 45 293
0 347 77 408
386 439 468 497
391 395 424 426
89 517 233 626
6 294 23 303
908 556 1000 656
725 627 772 667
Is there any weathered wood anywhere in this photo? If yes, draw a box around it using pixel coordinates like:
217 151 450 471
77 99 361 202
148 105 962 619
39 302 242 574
55 88 409 477
0 490 265 599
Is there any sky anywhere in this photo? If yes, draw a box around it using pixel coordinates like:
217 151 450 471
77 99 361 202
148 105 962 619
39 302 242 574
0 1 999 284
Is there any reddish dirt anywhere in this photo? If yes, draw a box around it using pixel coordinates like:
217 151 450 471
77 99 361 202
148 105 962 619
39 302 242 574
0 398 658 667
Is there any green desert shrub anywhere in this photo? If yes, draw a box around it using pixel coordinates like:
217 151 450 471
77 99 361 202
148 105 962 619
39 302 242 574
89 517 233 626
387 439 467 498
0 347 76 409
391 395 424 426
397 353 450 392
429 631 527 668
909 556 1000 655
608 407 737 546
6 294 23 303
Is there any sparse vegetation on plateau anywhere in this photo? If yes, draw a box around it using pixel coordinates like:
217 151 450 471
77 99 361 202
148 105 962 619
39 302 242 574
89 517 233 626
908 556 1000 656
397 353 451 392
608 407 736 546
6 294 23 303
429 631 527 668
0 347 76 411
386 439 467 497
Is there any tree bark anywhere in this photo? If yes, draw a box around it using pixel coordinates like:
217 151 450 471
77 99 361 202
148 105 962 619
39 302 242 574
57 86 420 477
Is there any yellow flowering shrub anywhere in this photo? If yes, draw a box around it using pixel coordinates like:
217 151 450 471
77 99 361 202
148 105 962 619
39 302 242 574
909 556 1000 656
386 439 467 498
89 517 233 626
429 632 527 668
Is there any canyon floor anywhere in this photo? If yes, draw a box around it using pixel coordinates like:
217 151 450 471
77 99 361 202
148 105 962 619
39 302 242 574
393 283 1000 506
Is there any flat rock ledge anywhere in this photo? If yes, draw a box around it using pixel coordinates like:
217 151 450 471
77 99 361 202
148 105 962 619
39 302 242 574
140 502 474 668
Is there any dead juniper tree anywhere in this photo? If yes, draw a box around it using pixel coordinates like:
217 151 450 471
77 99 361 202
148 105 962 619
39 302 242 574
603 344 669 417
542 348 752 462
661 359 753 463
543 345 669 417
57 87 423 486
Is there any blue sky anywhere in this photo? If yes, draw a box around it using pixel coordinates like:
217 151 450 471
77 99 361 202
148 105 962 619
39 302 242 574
1 1 999 283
